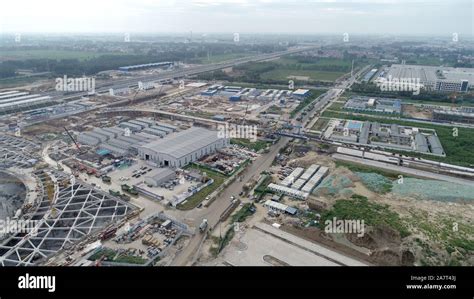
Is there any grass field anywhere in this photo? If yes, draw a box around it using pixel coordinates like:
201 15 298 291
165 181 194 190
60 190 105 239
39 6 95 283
323 111 474 167
275 57 353 68
198 53 252 64
310 118 330 131
290 89 327 118
320 194 410 238
0 49 121 61
327 101 346 111
231 138 270 152
260 69 344 82
177 164 226 210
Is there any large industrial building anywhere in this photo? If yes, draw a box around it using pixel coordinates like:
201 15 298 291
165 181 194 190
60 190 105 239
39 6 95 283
380 64 473 92
344 96 402 115
138 127 229 168
326 119 445 156
0 90 53 115
76 118 183 157
433 107 474 124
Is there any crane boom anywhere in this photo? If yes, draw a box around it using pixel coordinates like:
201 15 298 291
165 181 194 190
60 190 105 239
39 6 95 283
63 127 81 151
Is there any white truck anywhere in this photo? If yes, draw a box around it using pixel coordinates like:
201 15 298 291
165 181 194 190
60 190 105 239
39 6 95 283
199 219 208 232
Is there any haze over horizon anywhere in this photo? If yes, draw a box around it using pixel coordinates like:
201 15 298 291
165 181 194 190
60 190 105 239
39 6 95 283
1 0 472 36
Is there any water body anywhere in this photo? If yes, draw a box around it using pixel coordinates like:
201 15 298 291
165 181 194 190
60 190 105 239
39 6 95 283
0 171 27 220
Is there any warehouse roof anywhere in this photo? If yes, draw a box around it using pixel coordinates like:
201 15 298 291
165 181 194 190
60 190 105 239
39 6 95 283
415 133 429 153
140 127 223 159
292 89 310 96
427 135 444 155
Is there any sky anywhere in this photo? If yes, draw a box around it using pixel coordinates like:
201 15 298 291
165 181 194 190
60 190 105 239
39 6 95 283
0 0 472 35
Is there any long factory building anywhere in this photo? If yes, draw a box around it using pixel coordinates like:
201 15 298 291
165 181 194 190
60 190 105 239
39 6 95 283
0 90 53 114
78 118 177 155
78 118 228 168
271 164 329 199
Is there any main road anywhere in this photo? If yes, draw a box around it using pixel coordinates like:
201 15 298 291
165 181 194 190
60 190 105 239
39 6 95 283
170 136 290 266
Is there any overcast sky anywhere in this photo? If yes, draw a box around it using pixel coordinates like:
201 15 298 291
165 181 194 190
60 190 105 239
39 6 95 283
1 0 472 35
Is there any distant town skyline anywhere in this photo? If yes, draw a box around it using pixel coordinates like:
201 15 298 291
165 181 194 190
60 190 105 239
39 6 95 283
1 0 472 36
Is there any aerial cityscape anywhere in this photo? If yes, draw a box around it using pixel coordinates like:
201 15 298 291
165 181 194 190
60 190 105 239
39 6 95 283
0 1 473 294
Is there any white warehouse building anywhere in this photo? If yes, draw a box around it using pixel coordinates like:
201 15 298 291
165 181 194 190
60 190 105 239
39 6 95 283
138 127 229 168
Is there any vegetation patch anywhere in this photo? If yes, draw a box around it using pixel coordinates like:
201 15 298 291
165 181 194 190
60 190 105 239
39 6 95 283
320 194 410 238
290 89 327 118
231 203 256 223
178 164 226 210
356 172 393 194
231 138 270 152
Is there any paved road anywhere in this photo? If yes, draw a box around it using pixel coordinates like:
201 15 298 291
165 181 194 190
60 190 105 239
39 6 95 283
254 222 369 266
170 136 290 266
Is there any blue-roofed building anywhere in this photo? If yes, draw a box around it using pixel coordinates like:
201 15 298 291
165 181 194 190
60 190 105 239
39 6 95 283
118 62 173 71
229 94 242 101
201 89 218 96
347 121 363 131
96 149 111 156
212 115 226 121
292 89 310 98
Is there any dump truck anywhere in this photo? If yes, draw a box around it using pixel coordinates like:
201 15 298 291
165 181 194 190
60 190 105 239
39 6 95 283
109 189 121 197
121 184 139 195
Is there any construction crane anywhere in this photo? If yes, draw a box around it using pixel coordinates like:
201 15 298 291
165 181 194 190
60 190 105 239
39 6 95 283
63 127 81 152
241 102 250 126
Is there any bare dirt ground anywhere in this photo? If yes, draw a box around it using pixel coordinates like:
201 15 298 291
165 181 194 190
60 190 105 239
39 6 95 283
403 105 432 119
280 151 473 266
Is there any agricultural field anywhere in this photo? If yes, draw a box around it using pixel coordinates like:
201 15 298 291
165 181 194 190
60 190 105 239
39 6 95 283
197 53 252 64
260 69 344 82
310 118 330 131
260 56 353 82
0 49 121 61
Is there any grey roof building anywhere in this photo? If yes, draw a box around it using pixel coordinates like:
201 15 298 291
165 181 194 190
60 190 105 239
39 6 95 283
415 133 429 153
138 127 229 168
427 135 445 156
